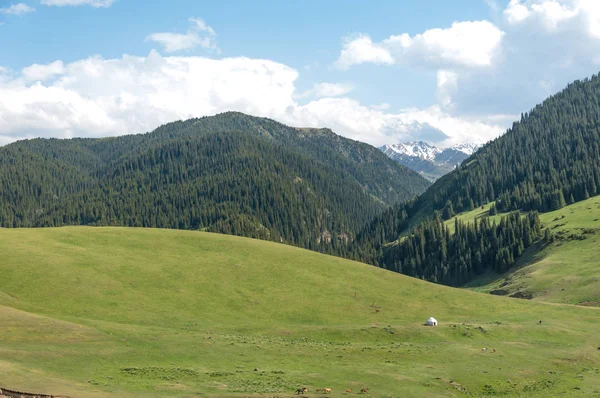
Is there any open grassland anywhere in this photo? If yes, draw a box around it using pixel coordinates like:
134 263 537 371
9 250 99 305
457 197 600 306
1 227 599 397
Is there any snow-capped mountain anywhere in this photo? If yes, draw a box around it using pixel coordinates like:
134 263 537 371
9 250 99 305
449 143 479 156
381 141 441 161
379 141 481 181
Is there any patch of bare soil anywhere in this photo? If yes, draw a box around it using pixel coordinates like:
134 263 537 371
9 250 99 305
510 291 533 299
578 301 600 307
0 387 69 398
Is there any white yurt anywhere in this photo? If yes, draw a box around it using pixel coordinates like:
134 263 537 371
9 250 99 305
425 317 438 326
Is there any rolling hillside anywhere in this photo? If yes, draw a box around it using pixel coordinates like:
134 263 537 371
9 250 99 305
0 227 599 397
0 112 429 251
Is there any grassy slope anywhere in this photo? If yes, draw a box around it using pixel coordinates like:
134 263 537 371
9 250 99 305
0 227 599 397
455 197 600 306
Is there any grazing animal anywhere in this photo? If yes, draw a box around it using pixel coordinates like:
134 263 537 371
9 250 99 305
538 320 542 325
316 388 322 392
375 308 381 313
360 387 369 393
295 387 308 395
324 388 332 394
346 389 352 393
493 348 496 353
482 348 488 352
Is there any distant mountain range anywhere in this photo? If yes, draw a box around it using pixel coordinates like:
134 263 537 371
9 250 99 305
379 141 480 180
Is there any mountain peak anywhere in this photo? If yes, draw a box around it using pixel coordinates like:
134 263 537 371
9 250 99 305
448 142 480 156
379 141 481 180
380 141 441 161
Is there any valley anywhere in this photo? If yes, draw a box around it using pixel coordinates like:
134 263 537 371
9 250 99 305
4 2 600 397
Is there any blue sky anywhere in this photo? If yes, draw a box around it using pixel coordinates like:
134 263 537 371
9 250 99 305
1 0 600 147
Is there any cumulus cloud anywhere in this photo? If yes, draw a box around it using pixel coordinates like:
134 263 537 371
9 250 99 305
22 61 66 81
504 0 600 37
41 0 115 7
385 21 504 68
0 3 35 15
334 0 600 130
504 0 531 24
146 17 219 53
335 35 394 70
292 99 500 147
296 82 354 99
446 0 600 116
436 70 458 109
335 21 504 70
0 52 503 147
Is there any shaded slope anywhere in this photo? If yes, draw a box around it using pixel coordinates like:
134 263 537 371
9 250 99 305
0 112 429 250
38 132 386 250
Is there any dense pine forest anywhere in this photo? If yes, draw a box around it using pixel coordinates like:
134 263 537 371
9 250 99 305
382 211 544 286
351 73 600 284
0 112 429 252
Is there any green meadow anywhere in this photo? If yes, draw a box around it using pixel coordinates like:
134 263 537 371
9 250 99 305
1 227 599 397
458 197 600 306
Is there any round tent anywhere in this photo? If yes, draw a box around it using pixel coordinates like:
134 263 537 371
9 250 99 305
425 317 438 326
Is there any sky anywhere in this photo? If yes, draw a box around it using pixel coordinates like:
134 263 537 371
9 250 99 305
1 0 600 148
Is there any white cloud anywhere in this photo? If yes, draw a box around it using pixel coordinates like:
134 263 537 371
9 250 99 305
335 35 394 70
443 0 600 116
189 17 216 36
0 3 35 15
504 0 600 36
22 61 66 81
297 82 354 99
385 21 504 68
436 70 458 109
0 52 503 147
333 0 600 129
335 21 504 70
41 0 115 7
292 99 501 147
146 17 218 53
504 0 531 24
6 0 598 151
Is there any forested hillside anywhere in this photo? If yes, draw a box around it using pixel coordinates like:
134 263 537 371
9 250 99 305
382 211 545 286
0 112 429 251
352 73 600 284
